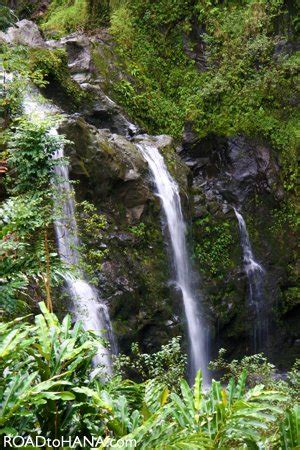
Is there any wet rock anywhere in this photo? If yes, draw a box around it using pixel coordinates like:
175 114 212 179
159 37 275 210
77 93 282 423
182 133 282 207
58 116 150 208
60 33 92 75
56 114 188 353
183 129 294 363
80 83 134 135
217 135 282 205
126 205 145 222
273 39 300 60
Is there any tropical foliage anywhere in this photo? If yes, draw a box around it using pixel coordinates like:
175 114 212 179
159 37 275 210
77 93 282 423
0 2 299 449
109 0 299 190
113 336 187 389
0 118 65 315
0 303 299 449
41 0 110 36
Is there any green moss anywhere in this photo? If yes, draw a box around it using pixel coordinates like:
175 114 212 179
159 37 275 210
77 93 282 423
41 0 110 37
269 201 300 235
28 48 90 106
160 143 189 193
193 214 235 280
281 287 300 314
91 43 119 92
41 0 88 38
91 48 110 89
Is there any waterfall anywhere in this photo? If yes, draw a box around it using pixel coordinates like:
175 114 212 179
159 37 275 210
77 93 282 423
23 90 115 374
234 208 267 352
136 141 209 383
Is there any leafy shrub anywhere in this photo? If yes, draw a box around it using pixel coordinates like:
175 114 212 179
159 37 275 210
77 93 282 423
129 222 146 239
209 348 277 387
0 302 107 437
194 216 234 278
287 359 300 401
7 118 61 193
77 200 108 281
113 336 187 389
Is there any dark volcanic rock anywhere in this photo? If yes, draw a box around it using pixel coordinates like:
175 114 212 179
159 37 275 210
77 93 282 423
58 116 149 206
181 128 298 367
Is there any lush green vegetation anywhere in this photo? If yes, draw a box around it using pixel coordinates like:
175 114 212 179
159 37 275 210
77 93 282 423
0 40 91 313
0 5 17 31
194 215 234 279
0 119 65 315
41 0 110 37
109 0 299 190
0 2 299 447
28 47 90 107
0 303 299 448
0 43 90 113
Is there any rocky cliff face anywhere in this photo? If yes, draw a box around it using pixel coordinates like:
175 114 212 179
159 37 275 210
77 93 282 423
58 116 189 352
182 128 298 367
57 29 299 366
1 18 298 367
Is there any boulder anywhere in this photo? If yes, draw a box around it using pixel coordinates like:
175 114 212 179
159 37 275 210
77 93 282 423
6 19 45 47
219 135 282 205
58 116 150 208
181 130 295 365
57 116 180 351
60 33 92 75
80 83 136 135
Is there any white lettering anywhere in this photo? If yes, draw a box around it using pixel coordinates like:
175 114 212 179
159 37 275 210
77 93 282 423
95 436 104 446
61 436 73 448
36 436 46 446
12 437 24 448
83 436 95 447
73 436 82 447
3 436 12 447
2 435 137 448
25 436 34 446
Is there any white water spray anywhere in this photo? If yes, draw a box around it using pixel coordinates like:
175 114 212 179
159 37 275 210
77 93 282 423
137 141 209 383
23 89 115 373
234 208 267 351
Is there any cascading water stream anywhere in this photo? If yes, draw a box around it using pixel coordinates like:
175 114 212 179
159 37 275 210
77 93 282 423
22 89 115 373
136 141 209 383
234 208 267 352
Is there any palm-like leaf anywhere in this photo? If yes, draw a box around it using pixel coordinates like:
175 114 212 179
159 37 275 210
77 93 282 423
279 404 300 449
